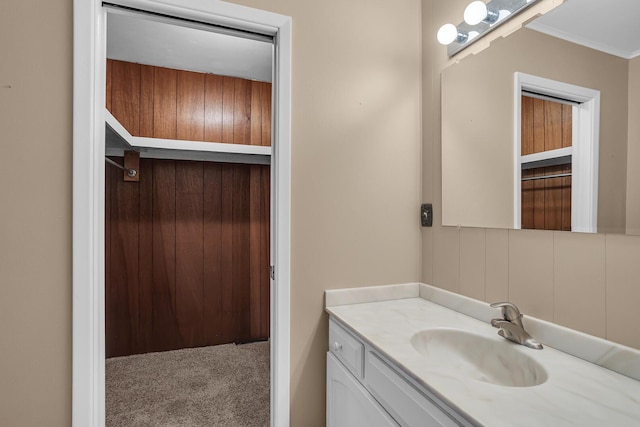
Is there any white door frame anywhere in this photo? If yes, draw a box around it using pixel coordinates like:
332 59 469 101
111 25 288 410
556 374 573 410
72 1 291 425
513 72 600 232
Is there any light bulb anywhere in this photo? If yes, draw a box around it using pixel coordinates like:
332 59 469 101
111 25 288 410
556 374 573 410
464 1 488 25
437 24 458 45
496 9 511 24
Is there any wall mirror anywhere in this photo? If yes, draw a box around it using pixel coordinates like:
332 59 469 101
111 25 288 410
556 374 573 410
441 0 640 234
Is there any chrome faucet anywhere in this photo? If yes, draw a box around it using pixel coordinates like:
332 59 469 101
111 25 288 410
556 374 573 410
490 302 543 350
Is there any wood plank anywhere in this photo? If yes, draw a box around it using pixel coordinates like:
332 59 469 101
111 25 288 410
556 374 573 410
222 77 235 144
521 168 534 230
204 74 223 143
261 82 272 147
151 159 179 351
533 167 545 230
233 78 251 145
260 165 271 338
233 164 251 341
137 158 154 353
203 163 223 345
250 81 263 146
110 60 140 136
544 165 563 231
521 96 534 156
106 59 112 111
544 100 563 151
106 157 139 357
562 164 572 231
177 70 205 142
153 67 177 139
175 161 205 348
221 164 234 342
122 168 140 357
249 165 262 337
532 98 545 154
139 65 155 138
562 103 572 148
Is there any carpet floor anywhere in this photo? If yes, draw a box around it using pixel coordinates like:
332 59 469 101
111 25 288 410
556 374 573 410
106 341 270 427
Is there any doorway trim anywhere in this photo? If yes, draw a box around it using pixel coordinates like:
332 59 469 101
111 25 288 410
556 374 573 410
72 1 291 425
513 72 600 232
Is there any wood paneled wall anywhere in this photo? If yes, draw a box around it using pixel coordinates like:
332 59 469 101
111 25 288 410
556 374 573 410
521 96 572 155
521 165 571 231
106 159 270 357
521 96 572 231
106 59 272 146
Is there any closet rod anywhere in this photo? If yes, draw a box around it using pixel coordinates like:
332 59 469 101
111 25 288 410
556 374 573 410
105 157 137 178
521 172 571 182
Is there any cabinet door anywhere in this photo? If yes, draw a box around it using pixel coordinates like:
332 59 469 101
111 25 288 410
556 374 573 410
327 352 398 427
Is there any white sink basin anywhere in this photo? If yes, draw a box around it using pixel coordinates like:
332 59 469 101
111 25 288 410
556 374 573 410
410 328 548 387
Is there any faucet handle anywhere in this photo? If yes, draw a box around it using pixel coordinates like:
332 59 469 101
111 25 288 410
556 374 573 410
490 302 522 322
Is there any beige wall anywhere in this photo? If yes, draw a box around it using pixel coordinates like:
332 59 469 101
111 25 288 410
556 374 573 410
226 1 423 424
0 0 73 426
424 0 640 351
627 57 640 235
1 0 422 425
442 28 629 232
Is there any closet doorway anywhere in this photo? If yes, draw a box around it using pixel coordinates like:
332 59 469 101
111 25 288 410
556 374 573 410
72 1 291 426
104 7 274 426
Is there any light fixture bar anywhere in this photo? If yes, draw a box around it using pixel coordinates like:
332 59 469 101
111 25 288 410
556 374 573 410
444 0 541 57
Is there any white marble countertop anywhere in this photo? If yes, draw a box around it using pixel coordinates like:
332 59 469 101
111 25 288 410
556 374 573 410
326 286 640 427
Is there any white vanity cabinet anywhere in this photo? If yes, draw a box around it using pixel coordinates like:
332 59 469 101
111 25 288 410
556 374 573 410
327 352 398 427
327 318 470 427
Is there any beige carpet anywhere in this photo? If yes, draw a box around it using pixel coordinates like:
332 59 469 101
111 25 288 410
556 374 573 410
106 341 270 427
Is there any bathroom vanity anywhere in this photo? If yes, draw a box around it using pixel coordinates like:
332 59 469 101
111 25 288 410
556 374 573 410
327 318 470 426
325 283 640 427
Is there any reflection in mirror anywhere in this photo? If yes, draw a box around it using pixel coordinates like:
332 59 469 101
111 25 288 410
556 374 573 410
442 0 640 234
514 72 600 233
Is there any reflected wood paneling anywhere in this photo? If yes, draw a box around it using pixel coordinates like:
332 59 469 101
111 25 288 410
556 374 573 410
522 96 572 154
521 96 572 231
562 104 572 148
522 165 572 231
105 159 270 357
544 101 563 151
107 59 271 146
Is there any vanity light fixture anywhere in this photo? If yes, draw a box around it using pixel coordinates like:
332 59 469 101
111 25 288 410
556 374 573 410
464 1 499 25
438 0 541 57
437 23 468 45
